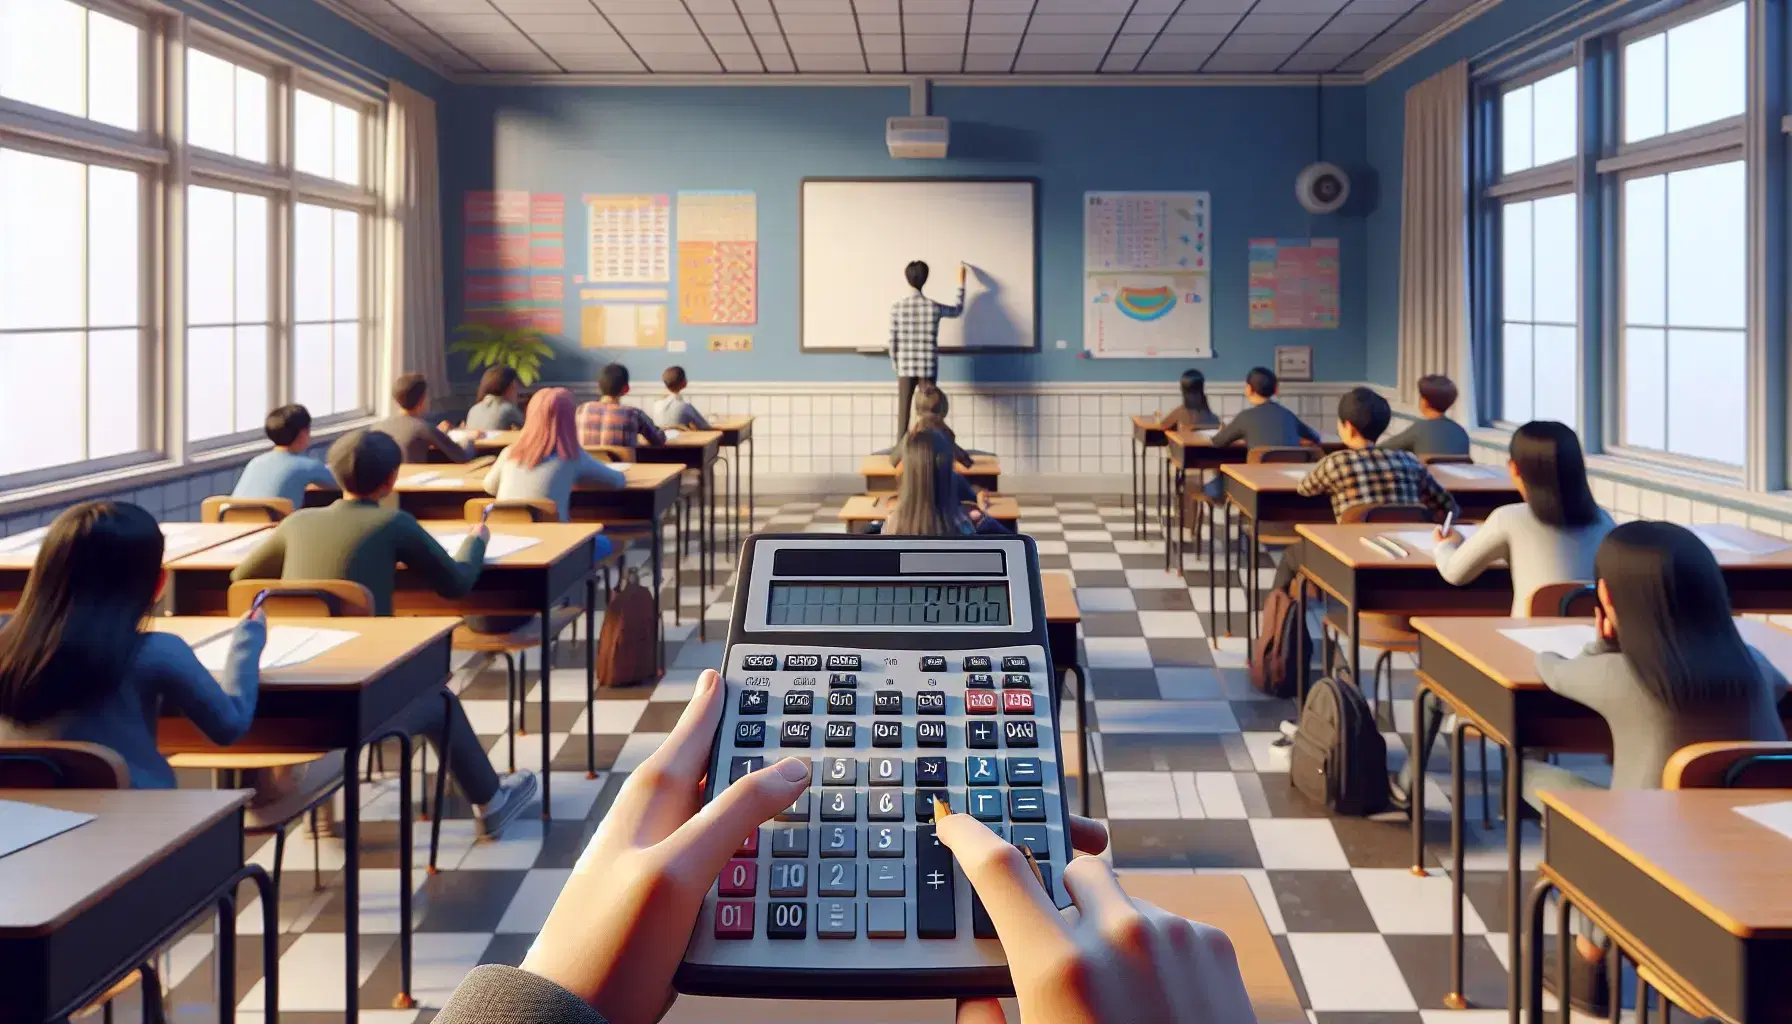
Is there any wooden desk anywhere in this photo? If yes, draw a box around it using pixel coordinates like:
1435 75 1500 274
836 494 1022 533
1040 570 1088 816
1530 789 1792 1024
1116 874 1305 1024
637 430 723 595
1411 616 1792 1020
471 429 517 454
1130 415 1172 540
0 789 273 1024
709 415 755 555
151 615 457 1024
859 452 1001 494
0 522 270 612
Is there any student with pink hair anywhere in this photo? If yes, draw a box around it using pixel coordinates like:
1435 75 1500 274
484 388 625 559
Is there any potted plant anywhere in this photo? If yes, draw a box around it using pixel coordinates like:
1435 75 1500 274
449 322 557 385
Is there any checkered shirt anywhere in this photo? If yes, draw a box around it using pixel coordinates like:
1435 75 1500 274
575 400 665 451
1296 446 1459 521
888 287 965 378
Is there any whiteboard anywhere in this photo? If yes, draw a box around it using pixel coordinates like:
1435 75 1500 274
800 179 1037 352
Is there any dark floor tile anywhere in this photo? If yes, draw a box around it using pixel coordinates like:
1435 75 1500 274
1065 541 1117 553
1146 637 1215 667
1072 570 1129 588
1332 813 1446 870
548 733 627 773
1268 870 1379 932
1088 668 1161 700
1273 934 1312 1010
165 933 301 1016
1384 933 1510 1010
1081 611 1144 638
1118 553 1167 570
1231 700 1298 731
1038 554 1072 570
1132 587 1194 611
479 932 538 967
633 701 691 733
416 869 530 932
1463 870 1535 940
1110 819 1261 869
1098 733 1232 771
1256 776 1333 818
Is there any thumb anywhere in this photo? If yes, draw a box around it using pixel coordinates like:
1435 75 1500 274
956 998 1006 1024
662 756 810 877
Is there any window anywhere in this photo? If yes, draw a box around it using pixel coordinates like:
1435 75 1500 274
1499 195 1579 425
0 0 140 131
294 90 362 185
293 204 362 415
0 148 144 478
1501 66 1578 173
1622 3 1745 144
185 49 269 163
186 186 271 442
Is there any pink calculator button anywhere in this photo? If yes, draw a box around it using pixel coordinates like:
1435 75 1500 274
1004 691 1035 715
719 859 757 897
715 900 755 939
965 690 999 715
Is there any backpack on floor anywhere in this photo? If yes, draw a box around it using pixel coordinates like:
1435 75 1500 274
598 570 659 687
1290 668 1390 816
1249 581 1313 700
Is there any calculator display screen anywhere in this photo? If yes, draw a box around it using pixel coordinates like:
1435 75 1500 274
766 581 1011 627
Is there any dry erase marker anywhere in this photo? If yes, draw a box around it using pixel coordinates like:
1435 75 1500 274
479 502 497 524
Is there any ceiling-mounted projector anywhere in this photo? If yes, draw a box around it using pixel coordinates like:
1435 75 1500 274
887 116 949 159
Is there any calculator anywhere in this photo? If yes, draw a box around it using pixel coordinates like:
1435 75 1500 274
674 534 1069 999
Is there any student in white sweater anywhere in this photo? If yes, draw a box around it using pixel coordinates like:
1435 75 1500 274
1392 421 1614 808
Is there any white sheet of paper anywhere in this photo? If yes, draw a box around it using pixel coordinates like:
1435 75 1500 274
1689 524 1792 557
1192 429 1218 441
420 477 472 489
1434 464 1502 481
428 531 541 563
194 625 358 672
205 532 270 561
1498 624 1597 660
157 524 211 559
0 526 49 558
664 429 684 440
1381 525 1479 555
406 471 440 486
604 462 634 471
0 800 96 859
1733 800 1792 843
1278 468 1311 481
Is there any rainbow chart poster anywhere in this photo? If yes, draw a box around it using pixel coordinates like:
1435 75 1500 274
1083 192 1212 358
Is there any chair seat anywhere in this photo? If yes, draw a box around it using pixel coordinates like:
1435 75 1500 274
1323 606 1419 650
453 606 583 652
1258 529 1303 547
169 751 331 770
241 751 346 832
72 972 142 1019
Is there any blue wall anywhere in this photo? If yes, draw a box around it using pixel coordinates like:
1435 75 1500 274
439 84 1369 385
180 0 447 98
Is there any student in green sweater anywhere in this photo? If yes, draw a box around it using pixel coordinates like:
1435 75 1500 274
233 429 535 836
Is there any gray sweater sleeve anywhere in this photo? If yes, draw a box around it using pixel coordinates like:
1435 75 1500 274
1433 507 1510 587
1380 425 1419 452
1536 640 1624 714
435 965 609 1024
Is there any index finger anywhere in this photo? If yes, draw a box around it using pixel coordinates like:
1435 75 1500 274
935 813 1070 949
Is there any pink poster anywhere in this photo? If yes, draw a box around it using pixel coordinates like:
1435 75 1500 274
1248 238 1340 330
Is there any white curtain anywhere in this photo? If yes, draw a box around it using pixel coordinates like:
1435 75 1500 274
1396 60 1474 425
379 79 448 407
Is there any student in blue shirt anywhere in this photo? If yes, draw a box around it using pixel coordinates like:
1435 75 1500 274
233 404 336 510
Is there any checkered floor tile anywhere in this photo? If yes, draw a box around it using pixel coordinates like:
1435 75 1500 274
133 496 1625 1022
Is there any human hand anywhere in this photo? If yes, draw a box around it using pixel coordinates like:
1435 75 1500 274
468 522 491 544
1434 527 1462 544
969 508 986 523
438 419 455 433
1595 602 1615 644
519 670 811 1024
941 813 1253 1024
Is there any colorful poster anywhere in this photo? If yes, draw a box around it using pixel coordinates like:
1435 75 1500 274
464 190 566 333
708 333 753 352
585 194 670 284
1083 192 1212 358
677 191 757 325
578 287 669 349
1248 238 1340 329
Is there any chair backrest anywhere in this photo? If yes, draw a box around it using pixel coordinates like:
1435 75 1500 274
201 496 292 523
1663 742 1792 789
0 741 129 789
1339 504 1432 525
1526 581 1598 618
1420 454 1474 466
464 497 557 524
1247 446 1320 465
585 445 631 463
227 579 375 618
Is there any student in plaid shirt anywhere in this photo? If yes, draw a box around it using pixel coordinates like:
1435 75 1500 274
890 260 966 442
1269 387 1459 593
575 363 665 455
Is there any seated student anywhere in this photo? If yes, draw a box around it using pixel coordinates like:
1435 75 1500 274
576 363 665 457
650 366 710 430
375 372 472 464
465 365 526 432
1268 387 1459 594
435 668 1251 1024
484 388 624 562
232 404 335 510
875 428 1002 536
1380 374 1472 457
889 384 974 468
1526 520 1789 1013
1157 368 1222 432
1391 420 1615 807
232 429 536 836
1202 367 1323 500
0 502 266 788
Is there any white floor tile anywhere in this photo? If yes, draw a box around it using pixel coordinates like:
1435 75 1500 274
1194 772 1248 819
545 771 608 820
1069 552 1123 571
1138 610 1205 639
1352 868 1488 935
1075 587 1137 612
1099 771 1181 819
1083 637 1154 669
1242 731 1293 773
1154 667 1225 700
1248 819 1349 870
1287 933 1420 1012
239 932 394 1011
458 819 546 871
1093 700 1239 734
496 868 574 933
407 932 498 1008
1033 539 1070 555
1124 569 1186 590
1169 771 1205 818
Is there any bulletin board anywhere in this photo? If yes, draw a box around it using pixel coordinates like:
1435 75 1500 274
1082 191 1212 359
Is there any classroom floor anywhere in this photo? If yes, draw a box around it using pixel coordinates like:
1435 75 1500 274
148 494 1621 1023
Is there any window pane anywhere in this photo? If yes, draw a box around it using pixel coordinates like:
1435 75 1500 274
333 322 360 413
186 325 233 441
1501 85 1533 174
1532 324 1578 425
1624 32 1666 143
186 50 236 156
293 323 331 412
1501 202 1532 321
234 66 269 163
1666 3 1745 134
1501 322 1533 423
187 185 236 325
1623 175 1666 325
333 103 361 185
87 9 140 132
1532 194 1576 324
0 331 82 475
1531 68 1577 167
0 148 84 330
88 166 140 328
1623 326 1666 450
1667 329 1744 464
233 325 267 433
1666 161 1745 329
234 193 269 323
333 209 360 320
294 91 333 179
87 328 139 459
0 0 83 120
295 203 331 321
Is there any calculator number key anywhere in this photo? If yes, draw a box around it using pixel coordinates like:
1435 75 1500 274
781 721 812 747
820 824 857 857
869 757 902 785
917 721 947 747
869 824 905 857
821 757 857 785
775 791 810 821
715 900 754 939
738 689 769 714
769 861 808 896
820 789 858 821
771 827 809 857
915 691 946 715
819 860 856 896
1004 720 1038 747
868 861 904 896
719 859 757 897
768 901 807 939
868 788 903 821
783 691 814 715
728 757 763 783
1003 691 1035 715
734 721 765 747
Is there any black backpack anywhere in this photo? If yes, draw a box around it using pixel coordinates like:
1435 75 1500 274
1290 668 1389 816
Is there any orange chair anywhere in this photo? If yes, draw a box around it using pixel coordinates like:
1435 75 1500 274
1419 454 1473 466
226 579 376 618
463 497 557 524
1526 582 1598 618
200 496 292 523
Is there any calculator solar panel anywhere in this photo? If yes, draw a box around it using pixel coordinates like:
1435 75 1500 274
674 534 1068 999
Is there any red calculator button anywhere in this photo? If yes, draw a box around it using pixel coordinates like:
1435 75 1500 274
719 859 758 897
735 829 759 857
1003 691 1035 715
965 690 999 715
715 900 755 939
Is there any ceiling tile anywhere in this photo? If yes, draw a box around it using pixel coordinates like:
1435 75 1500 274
556 52 647 69
705 34 760 51
1165 0 1256 12
965 33 1020 53
773 0 854 9
1135 50 1204 70
961 53 1012 71
1216 33 1303 53
1325 11 1399 32
621 32 717 51
794 52 868 69
605 12 699 30
683 0 743 9
906 13 969 32
1277 50 1344 71
540 32 634 52
1105 32 1154 54
1399 6 1458 30
742 13 782 30
1150 31 1224 52
861 33 902 52
911 54 969 71
439 32 543 54
761 51 796 68
1120 13 1168 32
1019 35 1109 53
718 51 766 69
1165 12 1241 33
969 12 1027 32
1127 0 1183 12
494 0 604 11
693 12 748 31
1013 52 1102 71
641 52 724 69
1234 12 1330 32
1201 51 1285 70
1333 49 1381 71
854 13 898 31
1031 0 1130 10
778 13 859 31
734 0 773 11
906 33 966 54
853 0 899 13
1024 13 1124 33
964 0 1033 13
509 13 615 32
410 11 515 32
866 52 904 69
435 51 486 70
1299 30 1374 53
477 52 564 70
1250 0 1348 11
1342 0 1417 12
1101 52 1141 71
750 31 790 52
395 0 493 12
786 33 862 50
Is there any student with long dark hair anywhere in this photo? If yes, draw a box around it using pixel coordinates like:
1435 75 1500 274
0 502 265 787
465 365 525 431
879 428 1005 537
1157 368 1221 432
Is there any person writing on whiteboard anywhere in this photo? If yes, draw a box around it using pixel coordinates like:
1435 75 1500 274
889 260 966 443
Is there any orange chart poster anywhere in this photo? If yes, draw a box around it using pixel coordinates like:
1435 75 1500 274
676 190 757 325
584 194 670 284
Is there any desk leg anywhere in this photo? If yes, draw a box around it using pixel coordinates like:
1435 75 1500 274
746 436 755 530
393 733 415 1009
700 462 713 642
1132 440 1141 539
1247 517 1260 649
1076 665 1090 818
1447 721 1468 1009
1222 504 1233 637
1348 603 1361 690
1295 582 1309 706
653 515 665 677
342 741 361 1024
586 575 598 779
1163 468 1175 572
1507 743 1526 1024
1411 687 1430 876
1524 877 1553 1024
540 604 553 820
216 891 235 1024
